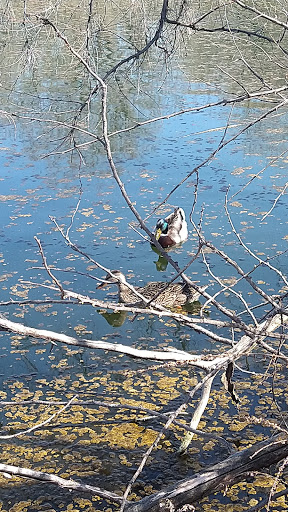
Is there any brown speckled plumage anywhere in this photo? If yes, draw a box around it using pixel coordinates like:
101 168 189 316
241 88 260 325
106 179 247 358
98 270 206 308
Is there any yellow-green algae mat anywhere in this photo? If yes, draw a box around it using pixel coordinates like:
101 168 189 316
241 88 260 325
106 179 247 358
0 360 288 511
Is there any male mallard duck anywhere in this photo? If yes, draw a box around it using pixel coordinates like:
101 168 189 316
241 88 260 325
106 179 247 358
97 270 205 308
154 207 188 248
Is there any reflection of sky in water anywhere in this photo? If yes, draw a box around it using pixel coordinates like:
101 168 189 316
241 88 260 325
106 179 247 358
0 87 287 386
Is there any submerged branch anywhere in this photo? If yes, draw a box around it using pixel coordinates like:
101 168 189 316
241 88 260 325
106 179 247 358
0 396 77 440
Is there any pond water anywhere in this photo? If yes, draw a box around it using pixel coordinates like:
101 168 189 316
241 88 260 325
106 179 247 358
0 92 287 377
1 1 288 510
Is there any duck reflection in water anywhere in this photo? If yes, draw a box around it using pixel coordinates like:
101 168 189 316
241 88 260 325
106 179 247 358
98 309 128 327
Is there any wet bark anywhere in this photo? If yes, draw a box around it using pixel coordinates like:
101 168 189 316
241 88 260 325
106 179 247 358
126 435 288 511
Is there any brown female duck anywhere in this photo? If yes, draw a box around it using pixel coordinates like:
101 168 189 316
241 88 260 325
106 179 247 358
97 270 206 308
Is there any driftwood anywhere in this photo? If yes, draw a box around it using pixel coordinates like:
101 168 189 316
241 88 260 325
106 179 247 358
125 434 288 511
0 315 208 364
0 311 287 369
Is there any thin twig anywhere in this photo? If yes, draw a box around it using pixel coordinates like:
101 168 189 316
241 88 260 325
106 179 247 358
0 395 78 439
34 236 65 298
261 182 288 221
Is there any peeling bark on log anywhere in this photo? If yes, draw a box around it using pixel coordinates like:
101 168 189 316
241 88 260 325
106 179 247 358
125 435 288 511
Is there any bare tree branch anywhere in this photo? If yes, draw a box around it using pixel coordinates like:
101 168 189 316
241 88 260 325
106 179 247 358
0 463 123 504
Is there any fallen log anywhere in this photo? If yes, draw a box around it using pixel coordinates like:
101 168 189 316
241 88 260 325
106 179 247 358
125 434 288 511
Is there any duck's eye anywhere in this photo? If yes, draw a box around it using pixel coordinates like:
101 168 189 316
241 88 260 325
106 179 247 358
156 219 168 232
161 221 168 233
156 219 164 230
